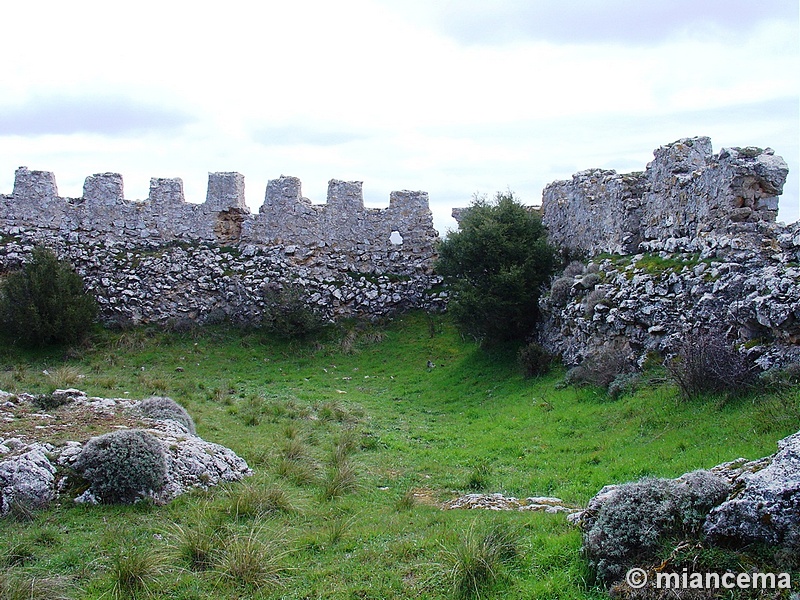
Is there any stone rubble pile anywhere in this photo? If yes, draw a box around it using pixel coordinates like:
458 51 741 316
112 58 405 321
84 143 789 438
442 492 579 514
539 250 800 368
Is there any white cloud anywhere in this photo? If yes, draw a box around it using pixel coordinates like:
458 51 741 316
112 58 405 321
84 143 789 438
0 0 797 234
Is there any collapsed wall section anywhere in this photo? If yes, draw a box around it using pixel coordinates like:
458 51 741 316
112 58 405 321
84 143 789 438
542 137 790 256
537 136 799 369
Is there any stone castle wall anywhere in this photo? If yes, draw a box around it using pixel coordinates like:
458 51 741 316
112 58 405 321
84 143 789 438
542 137 790 256
0 169 444 326
536 137 800 368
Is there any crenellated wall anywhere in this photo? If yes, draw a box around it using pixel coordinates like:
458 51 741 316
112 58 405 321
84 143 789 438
1 168 437 269
0 168 443 326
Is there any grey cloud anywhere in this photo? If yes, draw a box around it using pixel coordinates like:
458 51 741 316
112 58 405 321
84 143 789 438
0 95 194 136
431 0 798 45
252 125 369 147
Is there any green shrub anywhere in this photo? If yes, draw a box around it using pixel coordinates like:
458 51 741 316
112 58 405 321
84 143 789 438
73 429 167 504
261 282 327 340
435 192 557 344
581 471 729 584
135 396 196 434
0 246 97 347
517 341 553 378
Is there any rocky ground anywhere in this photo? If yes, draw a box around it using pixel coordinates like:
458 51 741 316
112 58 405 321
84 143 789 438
0 388 251 514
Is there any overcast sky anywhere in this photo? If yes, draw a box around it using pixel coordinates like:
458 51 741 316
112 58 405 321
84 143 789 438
0 0 797 235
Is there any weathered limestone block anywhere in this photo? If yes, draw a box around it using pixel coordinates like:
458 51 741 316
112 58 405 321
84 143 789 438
704 430 800 548
327 179 364 212
13 166 58 201
0 442 57 515
262 175 304 211
83 173 124 205
541 137 791 257
149 177 185 206
542 169 646 255
204 171 248 212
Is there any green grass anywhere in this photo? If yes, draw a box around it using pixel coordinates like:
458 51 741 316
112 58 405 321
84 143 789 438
0 312 798 598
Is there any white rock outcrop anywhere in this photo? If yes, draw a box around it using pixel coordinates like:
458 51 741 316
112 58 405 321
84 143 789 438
0 390 252 511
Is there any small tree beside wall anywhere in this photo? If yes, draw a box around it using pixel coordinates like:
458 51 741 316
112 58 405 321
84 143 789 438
0 246 98 347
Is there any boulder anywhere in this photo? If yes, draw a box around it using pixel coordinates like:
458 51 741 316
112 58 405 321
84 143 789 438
703 430 800 548
0 442 57 515
1 390 252 512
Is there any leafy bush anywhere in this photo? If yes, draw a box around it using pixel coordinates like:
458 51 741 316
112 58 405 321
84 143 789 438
666 330 759 400
261 282 327 340
0 246 97 347
73 429 167 504
581 471 730 584
135 396 196 434
517 341 553 378
435 192 557 344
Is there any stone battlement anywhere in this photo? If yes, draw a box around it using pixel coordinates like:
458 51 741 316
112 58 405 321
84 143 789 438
541 137 790 256
1 168 437 264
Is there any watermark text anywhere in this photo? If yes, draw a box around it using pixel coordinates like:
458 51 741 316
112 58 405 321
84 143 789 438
626 568 792 590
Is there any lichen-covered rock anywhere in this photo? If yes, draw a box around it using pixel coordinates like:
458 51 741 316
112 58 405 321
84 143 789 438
156 427 252 503
135 396 196 435
703 430 800 549
576 430 800 584
1 389 252 511
0 442 57 515
578 470 730 584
